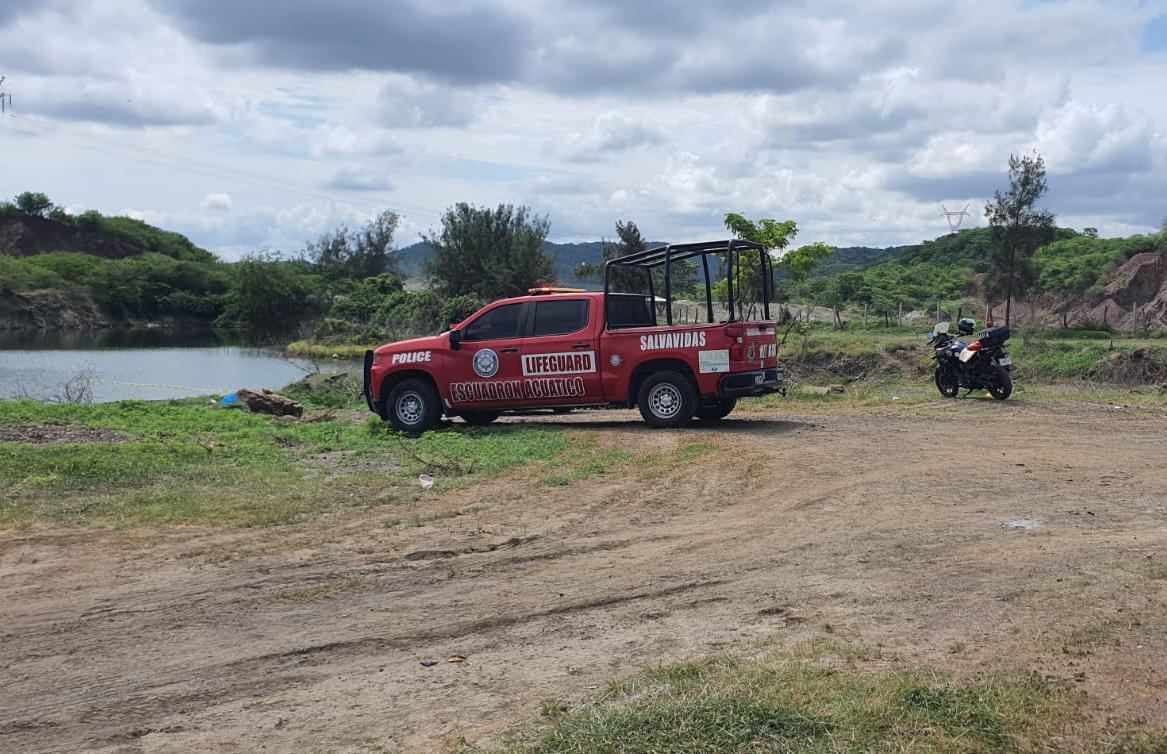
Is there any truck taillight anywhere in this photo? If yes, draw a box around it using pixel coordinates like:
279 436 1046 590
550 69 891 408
371 353 382 366
723 324 743 343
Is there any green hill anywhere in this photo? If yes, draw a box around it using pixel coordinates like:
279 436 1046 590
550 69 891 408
787 226 1166 319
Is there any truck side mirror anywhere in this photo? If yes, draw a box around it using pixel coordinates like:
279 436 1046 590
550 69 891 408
449 328 461 351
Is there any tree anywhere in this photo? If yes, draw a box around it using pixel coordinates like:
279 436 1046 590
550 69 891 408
423 203 552 299
723 213 833 309
306 210 400 281
984 152 1055 326
14 191 55 218
218 253 321 329
575 220 647 281
825 271 866 328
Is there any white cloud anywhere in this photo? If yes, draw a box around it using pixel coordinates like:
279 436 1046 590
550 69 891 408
200 193 233 211
559 111 664 161
326 165 393 192
0 0 1163 256
377 75 478 129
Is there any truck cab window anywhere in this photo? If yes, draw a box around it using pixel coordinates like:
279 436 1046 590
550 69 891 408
463 303 522 341
532 300 588 337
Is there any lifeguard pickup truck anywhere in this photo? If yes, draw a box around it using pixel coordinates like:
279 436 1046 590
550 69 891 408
363 239 787 431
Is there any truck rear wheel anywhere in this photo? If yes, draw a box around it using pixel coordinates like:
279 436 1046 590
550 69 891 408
385 378 441 433
695 397 736 421
637 370 697 428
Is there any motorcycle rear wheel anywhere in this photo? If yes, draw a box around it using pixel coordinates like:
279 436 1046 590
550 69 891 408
934 367 958 398
988 366 1013 400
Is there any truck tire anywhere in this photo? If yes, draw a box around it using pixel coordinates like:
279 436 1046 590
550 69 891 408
637 370 697 428
460 410 500 426
385 378 441 433
695 397 736 421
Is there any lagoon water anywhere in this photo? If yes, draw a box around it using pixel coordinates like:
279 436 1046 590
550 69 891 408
0 329 322 403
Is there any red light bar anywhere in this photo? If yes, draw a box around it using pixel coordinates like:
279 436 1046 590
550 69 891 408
527 286 585 295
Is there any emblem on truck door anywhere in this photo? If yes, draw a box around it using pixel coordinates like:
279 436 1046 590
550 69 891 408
473 348 500 378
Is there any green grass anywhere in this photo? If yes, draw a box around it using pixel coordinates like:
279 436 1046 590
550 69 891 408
479 640 1080 754
0 399 568 528
287 341 371 360
540 434 634 486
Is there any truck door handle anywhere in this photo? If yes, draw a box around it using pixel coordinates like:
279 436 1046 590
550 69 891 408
571 342 590 349
500 347 518 353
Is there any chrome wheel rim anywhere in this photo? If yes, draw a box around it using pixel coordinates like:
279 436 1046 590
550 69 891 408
395 391 424 425
648 383 682 419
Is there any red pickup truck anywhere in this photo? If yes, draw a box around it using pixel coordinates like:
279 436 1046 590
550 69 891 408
363 239 787 431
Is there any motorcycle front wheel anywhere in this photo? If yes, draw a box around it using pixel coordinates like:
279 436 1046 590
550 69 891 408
934 367 959 398
988 366 1013 400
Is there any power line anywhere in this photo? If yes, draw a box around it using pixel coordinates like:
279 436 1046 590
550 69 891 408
0 110 615 243
0 113 445 224
9 112 448 221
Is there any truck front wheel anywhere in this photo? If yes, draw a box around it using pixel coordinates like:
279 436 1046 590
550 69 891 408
385 378 441 433
637 370 697 428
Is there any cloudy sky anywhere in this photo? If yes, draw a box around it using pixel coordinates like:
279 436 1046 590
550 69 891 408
2 0 1166 259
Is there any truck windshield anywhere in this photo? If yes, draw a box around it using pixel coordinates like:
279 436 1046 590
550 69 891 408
463 303 522 341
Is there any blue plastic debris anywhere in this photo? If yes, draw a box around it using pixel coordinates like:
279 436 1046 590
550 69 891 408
220 394 239 407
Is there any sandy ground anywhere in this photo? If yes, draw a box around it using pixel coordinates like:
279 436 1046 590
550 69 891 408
2 398 1166 753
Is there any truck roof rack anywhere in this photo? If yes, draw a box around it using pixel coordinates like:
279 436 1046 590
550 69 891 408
602 238 772 326
606 239 764 268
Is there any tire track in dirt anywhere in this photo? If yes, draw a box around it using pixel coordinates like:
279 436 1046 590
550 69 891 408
2 402 1165 752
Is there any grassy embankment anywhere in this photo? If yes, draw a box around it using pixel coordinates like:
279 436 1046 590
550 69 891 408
0 370 721 529
0 391 571 528
472 640 1165 754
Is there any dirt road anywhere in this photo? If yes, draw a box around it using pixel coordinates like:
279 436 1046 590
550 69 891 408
2 399 1166 752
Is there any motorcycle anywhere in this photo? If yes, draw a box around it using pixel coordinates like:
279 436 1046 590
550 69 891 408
927 318 1014 400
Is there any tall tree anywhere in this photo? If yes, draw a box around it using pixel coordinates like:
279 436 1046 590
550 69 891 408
423 203 552 299
575 220 647 281
306 210 400 281
723 213 833 304
984 153 1055 326
13 191 55 218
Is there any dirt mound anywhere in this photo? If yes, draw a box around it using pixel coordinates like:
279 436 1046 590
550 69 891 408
784 344 927 381
1089 347 1167 386
0 290 112 331
0 215 144 259
1086 252 1167 331
784 351 882 380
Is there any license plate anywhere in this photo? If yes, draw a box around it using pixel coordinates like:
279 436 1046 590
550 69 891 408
998 356 1012 367
754 374 764 385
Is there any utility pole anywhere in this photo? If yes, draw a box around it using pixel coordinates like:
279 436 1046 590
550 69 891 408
942 204 970 234
0 76 11 113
